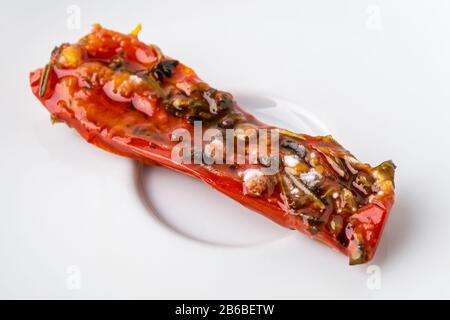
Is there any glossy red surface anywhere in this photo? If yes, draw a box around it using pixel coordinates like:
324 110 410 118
30 25 395 264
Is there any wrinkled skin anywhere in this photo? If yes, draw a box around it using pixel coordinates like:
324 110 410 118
30 25 395 264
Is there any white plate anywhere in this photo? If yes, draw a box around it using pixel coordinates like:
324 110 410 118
1 0 450 299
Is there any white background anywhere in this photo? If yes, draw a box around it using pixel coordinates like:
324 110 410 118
1 0 450 299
